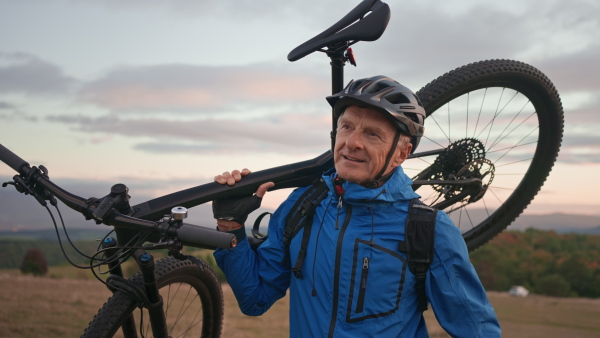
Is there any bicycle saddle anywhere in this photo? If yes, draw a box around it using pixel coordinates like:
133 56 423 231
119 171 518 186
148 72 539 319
287 0 390 62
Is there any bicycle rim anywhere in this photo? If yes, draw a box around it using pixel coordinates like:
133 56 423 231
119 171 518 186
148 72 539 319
411 59 563 251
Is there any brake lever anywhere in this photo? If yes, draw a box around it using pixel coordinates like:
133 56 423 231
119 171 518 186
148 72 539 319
2 166 58 207
2 179 25 193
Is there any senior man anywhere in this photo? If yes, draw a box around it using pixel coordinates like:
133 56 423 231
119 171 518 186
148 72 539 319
213 76 501 337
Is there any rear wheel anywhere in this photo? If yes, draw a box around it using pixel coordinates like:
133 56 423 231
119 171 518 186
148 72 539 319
411 59 564 251
82 257 223 338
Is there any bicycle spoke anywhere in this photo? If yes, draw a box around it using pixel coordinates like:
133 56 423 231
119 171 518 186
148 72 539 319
169 283 190 333
473 88 487 139
487 140 537 155
493 127 539 164
414 86 538 233
488 100 532 151
427 113 451 144
483 87 506 147
174 289 200 333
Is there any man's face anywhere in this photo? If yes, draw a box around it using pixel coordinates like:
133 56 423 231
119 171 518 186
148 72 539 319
334 106 410 186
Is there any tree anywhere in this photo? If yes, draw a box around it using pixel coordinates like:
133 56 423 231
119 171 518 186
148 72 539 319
536 274 573 297
20 248 48 276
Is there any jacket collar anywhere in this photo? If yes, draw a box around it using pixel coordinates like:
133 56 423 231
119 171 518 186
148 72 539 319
324 166 420 204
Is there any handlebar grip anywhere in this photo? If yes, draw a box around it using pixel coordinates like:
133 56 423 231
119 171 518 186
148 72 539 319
177 223 237 250
0 143 30 174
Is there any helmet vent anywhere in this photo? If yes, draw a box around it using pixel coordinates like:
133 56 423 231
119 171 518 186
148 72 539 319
371 82 389 93
350 80 368 93
385 92 411 104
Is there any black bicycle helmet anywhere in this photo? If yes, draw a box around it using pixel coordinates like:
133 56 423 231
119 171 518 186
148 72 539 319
326 75 426 154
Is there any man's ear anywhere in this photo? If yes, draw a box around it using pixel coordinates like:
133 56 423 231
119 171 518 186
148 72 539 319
391 143 412 167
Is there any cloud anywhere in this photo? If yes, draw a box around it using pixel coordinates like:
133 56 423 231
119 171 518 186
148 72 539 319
0 101 38 122
353 0 600 90
78 63 328 113
46 111 331 154
0 101 15 110
535 43 600 93
0 52 77 95
58 0 353 24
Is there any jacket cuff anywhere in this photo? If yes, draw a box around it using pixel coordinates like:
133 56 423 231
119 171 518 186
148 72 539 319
217 225 247 242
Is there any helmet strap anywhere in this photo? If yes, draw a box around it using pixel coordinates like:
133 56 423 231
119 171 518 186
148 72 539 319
366 130 401 188
330 130 336 153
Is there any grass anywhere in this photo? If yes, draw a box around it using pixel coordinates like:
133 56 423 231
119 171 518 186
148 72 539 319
1 268 600 337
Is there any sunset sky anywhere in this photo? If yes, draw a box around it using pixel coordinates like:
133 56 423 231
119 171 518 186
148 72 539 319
1 0 599 231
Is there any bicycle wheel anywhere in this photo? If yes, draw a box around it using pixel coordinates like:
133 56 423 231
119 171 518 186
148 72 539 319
82 257 223 338
409 59 563 251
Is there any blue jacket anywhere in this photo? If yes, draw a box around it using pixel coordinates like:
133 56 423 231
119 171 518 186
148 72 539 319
214 167 501 337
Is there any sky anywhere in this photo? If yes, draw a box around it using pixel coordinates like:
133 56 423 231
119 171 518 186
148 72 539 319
1 0 599 231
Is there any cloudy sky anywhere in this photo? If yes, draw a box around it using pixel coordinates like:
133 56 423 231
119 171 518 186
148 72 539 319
1 0 599 231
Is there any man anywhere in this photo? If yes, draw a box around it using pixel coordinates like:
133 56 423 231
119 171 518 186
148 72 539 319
213 76 501 337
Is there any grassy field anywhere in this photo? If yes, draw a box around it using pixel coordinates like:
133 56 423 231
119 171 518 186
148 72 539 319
1 269 600 337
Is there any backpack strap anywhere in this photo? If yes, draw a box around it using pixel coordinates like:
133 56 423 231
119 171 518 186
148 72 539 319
398 199 437 312
283 178 330 279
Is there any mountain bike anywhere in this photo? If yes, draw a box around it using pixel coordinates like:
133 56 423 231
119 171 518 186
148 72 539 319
0 0 563 337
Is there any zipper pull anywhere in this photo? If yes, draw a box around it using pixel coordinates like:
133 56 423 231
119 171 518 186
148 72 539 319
335 196 343 230
356 256 370 313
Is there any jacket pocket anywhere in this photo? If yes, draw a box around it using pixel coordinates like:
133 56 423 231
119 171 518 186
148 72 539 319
346 239 407 323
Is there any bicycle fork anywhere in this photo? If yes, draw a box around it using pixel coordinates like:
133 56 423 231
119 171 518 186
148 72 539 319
102 238 168 338
135 250 168 338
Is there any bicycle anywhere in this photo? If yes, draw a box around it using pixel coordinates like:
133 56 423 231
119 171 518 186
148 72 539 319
0 0 563 336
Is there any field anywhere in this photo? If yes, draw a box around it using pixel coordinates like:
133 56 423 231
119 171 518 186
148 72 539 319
1 268 600 337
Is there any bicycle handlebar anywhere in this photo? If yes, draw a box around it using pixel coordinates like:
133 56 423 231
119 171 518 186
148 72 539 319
0 143 236 250
0 143 30 174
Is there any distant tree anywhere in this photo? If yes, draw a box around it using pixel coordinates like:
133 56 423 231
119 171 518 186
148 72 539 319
20 248 48 276
536 274 573 297
559 253 600 297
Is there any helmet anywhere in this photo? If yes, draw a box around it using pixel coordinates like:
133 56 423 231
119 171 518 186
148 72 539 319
326 75 426 153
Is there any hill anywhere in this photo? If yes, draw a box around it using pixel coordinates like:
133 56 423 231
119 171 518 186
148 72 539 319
510 213 600 234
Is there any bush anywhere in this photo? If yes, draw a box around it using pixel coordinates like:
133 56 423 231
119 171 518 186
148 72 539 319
20 248 49 276
536 274 573 297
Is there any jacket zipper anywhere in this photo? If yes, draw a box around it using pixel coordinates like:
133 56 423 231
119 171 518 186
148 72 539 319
335 196 343 230
328 205 352 338
355 257 370 313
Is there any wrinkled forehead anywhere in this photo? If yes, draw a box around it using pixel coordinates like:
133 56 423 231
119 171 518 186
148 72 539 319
337 105 397 133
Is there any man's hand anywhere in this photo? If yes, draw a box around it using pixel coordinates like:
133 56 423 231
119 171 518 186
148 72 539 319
214 168 250 186
213 169 274 232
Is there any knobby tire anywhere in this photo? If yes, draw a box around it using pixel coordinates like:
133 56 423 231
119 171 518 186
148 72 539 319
82 257 223 338
414 59 564 251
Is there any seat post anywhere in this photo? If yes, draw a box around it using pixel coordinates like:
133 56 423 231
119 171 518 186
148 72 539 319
330 48 346 95
329 47 346 149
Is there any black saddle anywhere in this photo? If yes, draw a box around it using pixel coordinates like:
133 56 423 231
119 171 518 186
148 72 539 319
288 0 390 62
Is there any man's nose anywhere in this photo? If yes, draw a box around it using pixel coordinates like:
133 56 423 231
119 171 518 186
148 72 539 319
345 130 364 149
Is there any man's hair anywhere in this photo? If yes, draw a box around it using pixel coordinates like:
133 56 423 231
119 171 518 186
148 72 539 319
398 133 411 151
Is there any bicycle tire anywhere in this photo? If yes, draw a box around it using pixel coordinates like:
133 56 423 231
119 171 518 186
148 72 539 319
82 257 223 338
411 59 563 251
